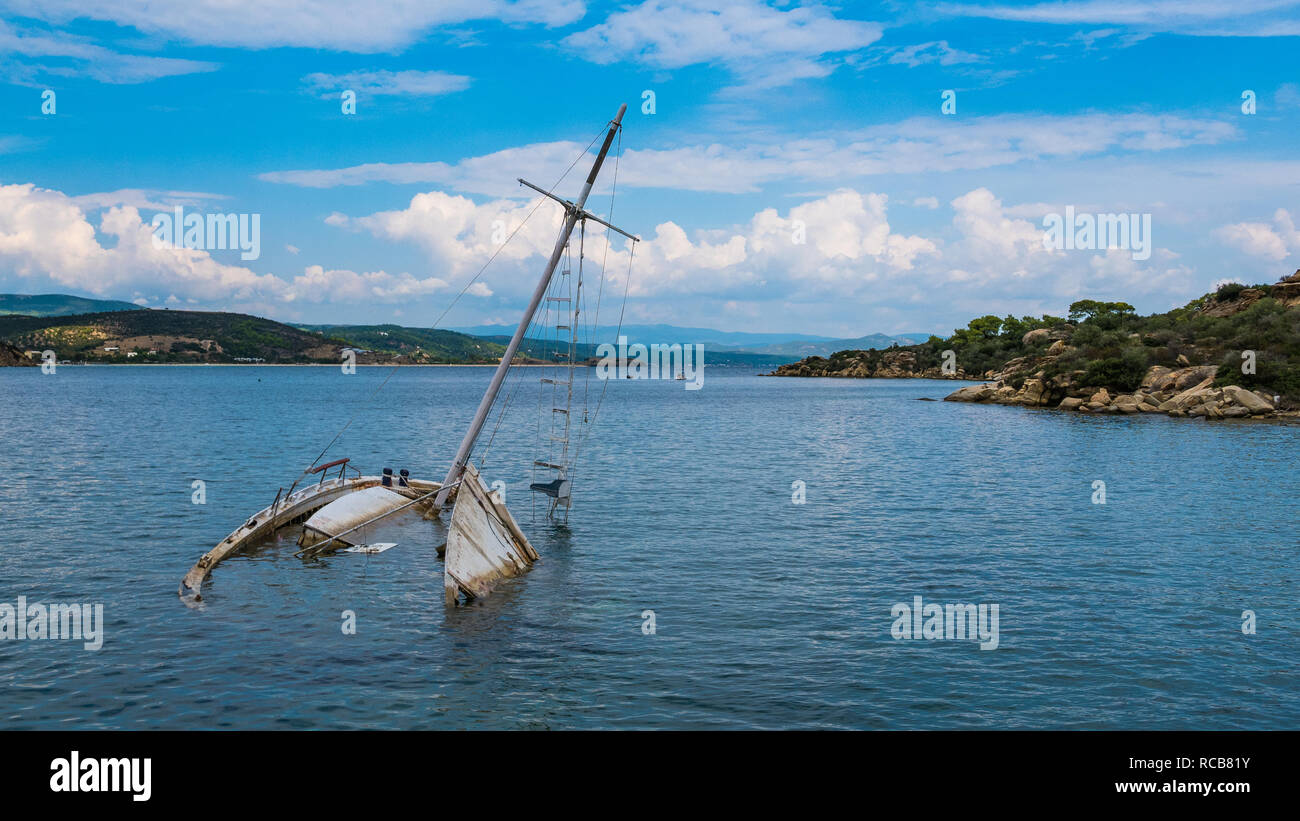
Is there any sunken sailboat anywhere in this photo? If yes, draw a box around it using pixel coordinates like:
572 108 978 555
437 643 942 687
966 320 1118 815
179 103 637 605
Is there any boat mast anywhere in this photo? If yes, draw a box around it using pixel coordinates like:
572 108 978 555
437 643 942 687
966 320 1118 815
434 103 628 507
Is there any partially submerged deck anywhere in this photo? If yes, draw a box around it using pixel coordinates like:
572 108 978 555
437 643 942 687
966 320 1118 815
179 474 441 601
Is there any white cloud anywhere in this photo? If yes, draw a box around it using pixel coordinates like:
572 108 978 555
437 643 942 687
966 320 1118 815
336 190 567 279
70 189 227 211
259 112 1239 195
301 70 471 99
2 179 1249 334
0 183 467 308
942 0 1300 37
563 0 883 90
2 0 587 52
885 40 983 67
1276 83 1300 109
328 186 941 302
1216 209 1299 260
0 20 218 84
259 140 591 196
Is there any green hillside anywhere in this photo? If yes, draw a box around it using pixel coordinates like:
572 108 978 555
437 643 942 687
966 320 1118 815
0 310 351 363
774 269 1300 405
0 310 514 365
298 324 504 364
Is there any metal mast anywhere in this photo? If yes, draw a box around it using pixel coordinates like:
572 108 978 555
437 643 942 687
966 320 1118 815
434 103 635 507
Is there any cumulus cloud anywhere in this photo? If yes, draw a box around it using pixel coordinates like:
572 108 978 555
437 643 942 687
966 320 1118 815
0 179 1236 333
1216 209 1299 260
0 183 464 308
317 186 943 306
336 183 1200 315
336 190 568 279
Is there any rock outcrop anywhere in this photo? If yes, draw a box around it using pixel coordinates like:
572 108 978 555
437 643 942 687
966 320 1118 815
0 341 37 367
769 347 970 379
945 364 1283 420
1268 269 1300 308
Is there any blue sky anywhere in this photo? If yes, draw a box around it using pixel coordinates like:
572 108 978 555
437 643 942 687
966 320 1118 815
1 0 1298 337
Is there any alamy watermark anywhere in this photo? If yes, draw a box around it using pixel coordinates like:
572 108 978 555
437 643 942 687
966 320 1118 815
595 336 704 390
50 751 150 801
1042 207 1151 261
891 595 999 650
151 207 261 260
1 596 103 650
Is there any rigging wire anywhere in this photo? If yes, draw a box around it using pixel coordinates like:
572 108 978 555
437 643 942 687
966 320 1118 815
300 123 610 476
582 126 623 421
569 241 636 480
482 123 635 507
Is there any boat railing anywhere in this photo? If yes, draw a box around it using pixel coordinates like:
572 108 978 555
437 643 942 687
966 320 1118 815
310 457 357 486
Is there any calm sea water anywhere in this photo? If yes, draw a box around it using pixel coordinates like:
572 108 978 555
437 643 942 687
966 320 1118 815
1 365 1297 729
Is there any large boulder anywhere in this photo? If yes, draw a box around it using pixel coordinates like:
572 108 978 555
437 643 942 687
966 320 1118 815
1157 377 1216 412
1222 385 1274 414
1058 396 1084 410
1022 328 1051 346
993 384 1019 403
945 384 994 402
1141 365 1176 392
1112 395 1141 413
1019 378 1051 406
1172 365 1218 390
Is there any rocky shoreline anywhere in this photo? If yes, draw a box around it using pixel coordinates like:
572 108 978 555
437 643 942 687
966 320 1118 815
771 269 1300 422
768 348 971 379
943 364 1294 420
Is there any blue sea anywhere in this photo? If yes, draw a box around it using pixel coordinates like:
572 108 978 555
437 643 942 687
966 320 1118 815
1 365 1296 729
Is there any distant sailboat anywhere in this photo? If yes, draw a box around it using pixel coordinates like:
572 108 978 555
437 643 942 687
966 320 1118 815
180 104 638 607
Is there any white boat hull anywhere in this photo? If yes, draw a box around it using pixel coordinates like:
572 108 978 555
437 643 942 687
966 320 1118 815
297 486 413 549
444 464 537 605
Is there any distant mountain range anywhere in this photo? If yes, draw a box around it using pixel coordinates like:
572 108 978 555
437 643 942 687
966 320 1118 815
0 293 140 317
451 323 930 357
475 335 799 368
449 322 840 347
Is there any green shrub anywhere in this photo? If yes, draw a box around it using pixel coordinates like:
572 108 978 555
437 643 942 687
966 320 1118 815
1215 282 1246 301
1081 348 1149 391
